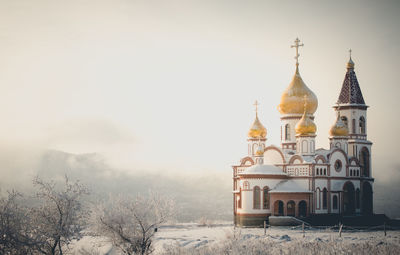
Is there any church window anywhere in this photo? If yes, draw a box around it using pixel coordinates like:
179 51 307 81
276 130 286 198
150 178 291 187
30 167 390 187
323 188 328 209
285 124 290 140
352 119 356 134
333 195 338 210
324 169 327 175
316 168 319 175
334 160 342 172
316 188 321 209
341 116 348 128
359 148 370 177
253 186 260 209
238 189 242 209
359 117 366 134
263 186 270 209
243 181 250 190
302 140 308 153
356 188 360 209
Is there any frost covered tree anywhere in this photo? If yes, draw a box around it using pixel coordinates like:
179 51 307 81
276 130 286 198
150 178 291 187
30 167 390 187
31 176 89 255
0 190 35 254
92 192 175 255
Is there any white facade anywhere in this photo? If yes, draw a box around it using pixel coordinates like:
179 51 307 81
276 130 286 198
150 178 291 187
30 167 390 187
233 50 374 227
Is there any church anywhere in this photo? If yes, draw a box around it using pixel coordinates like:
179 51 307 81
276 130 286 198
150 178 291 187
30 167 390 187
232 38 374 227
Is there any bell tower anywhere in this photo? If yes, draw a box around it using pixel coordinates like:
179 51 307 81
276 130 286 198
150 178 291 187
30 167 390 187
334 50 372 177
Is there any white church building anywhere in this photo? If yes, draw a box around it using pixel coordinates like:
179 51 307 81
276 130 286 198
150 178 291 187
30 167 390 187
232 39 374 227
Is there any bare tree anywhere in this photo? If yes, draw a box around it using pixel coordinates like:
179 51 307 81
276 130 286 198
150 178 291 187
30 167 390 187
31 175 89 255
92 192 175 255
0 190 35 254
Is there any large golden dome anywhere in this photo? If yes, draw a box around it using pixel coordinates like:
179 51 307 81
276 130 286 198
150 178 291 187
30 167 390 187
295 110 317 136
329 113 348 137
278 66 318 115
248 115 267 138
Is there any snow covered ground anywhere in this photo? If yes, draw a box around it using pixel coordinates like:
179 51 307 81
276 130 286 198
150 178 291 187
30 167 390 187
71 223 400 254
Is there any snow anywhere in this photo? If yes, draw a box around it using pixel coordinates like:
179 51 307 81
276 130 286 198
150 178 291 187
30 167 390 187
239 164 286 176
70 223 400 254
270 179 312 193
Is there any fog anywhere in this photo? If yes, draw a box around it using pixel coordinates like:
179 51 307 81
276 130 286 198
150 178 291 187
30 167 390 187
0 147 399 220
0 0 399 220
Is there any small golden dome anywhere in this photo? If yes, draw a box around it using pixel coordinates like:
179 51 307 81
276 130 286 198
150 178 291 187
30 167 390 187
248 115 267 138
255 145 264 156
347 49 355 69
295 107 317 136
329 113 349 137
347 58 355 69
278 66 318 115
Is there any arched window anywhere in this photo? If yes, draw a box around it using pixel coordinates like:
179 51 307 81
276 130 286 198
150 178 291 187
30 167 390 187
323 188 328 209
243 181 250 190
356 188 360 209
359 148 370 177
333 195 338 210
324 169 327 175
263 186 270 209
359 117 366 134
302 140 308 153
316 188 321 209
316 168 319 175
238 188 242 209
352 119 356 134
252 143 258 155
285 124 290 140
253 186 260 209
341 116 348 128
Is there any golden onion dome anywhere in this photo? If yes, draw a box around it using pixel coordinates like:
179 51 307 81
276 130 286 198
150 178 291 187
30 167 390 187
295 108 317 136
255 144 264 156
248 115 267 138
347 57 355 69
329 113 349 137
278 65 318 115
347 49 355 69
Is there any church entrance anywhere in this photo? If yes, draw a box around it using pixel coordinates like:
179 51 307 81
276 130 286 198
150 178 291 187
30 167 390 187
362 182 373 215
343 182 355 215
298 200 307 217
287 201 295 216
274 200 284 216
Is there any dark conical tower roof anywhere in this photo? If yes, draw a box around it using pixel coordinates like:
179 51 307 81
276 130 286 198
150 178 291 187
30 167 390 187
337 57 366 105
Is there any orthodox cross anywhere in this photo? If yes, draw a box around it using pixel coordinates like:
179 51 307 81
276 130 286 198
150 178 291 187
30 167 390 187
349 49 352 59
291 38 304 65
254 100 259 117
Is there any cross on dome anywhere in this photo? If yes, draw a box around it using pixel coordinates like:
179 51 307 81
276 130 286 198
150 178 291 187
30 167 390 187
291 37 304 65
254 100 259 117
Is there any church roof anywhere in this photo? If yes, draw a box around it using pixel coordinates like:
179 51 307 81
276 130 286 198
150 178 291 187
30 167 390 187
239 164 286 176
270 179 312 193
337 59 366 105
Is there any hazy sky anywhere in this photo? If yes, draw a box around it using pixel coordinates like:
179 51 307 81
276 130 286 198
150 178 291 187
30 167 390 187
0 0 399 184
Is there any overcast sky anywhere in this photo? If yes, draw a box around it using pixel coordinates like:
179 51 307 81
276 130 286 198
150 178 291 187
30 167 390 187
0 0 399 187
